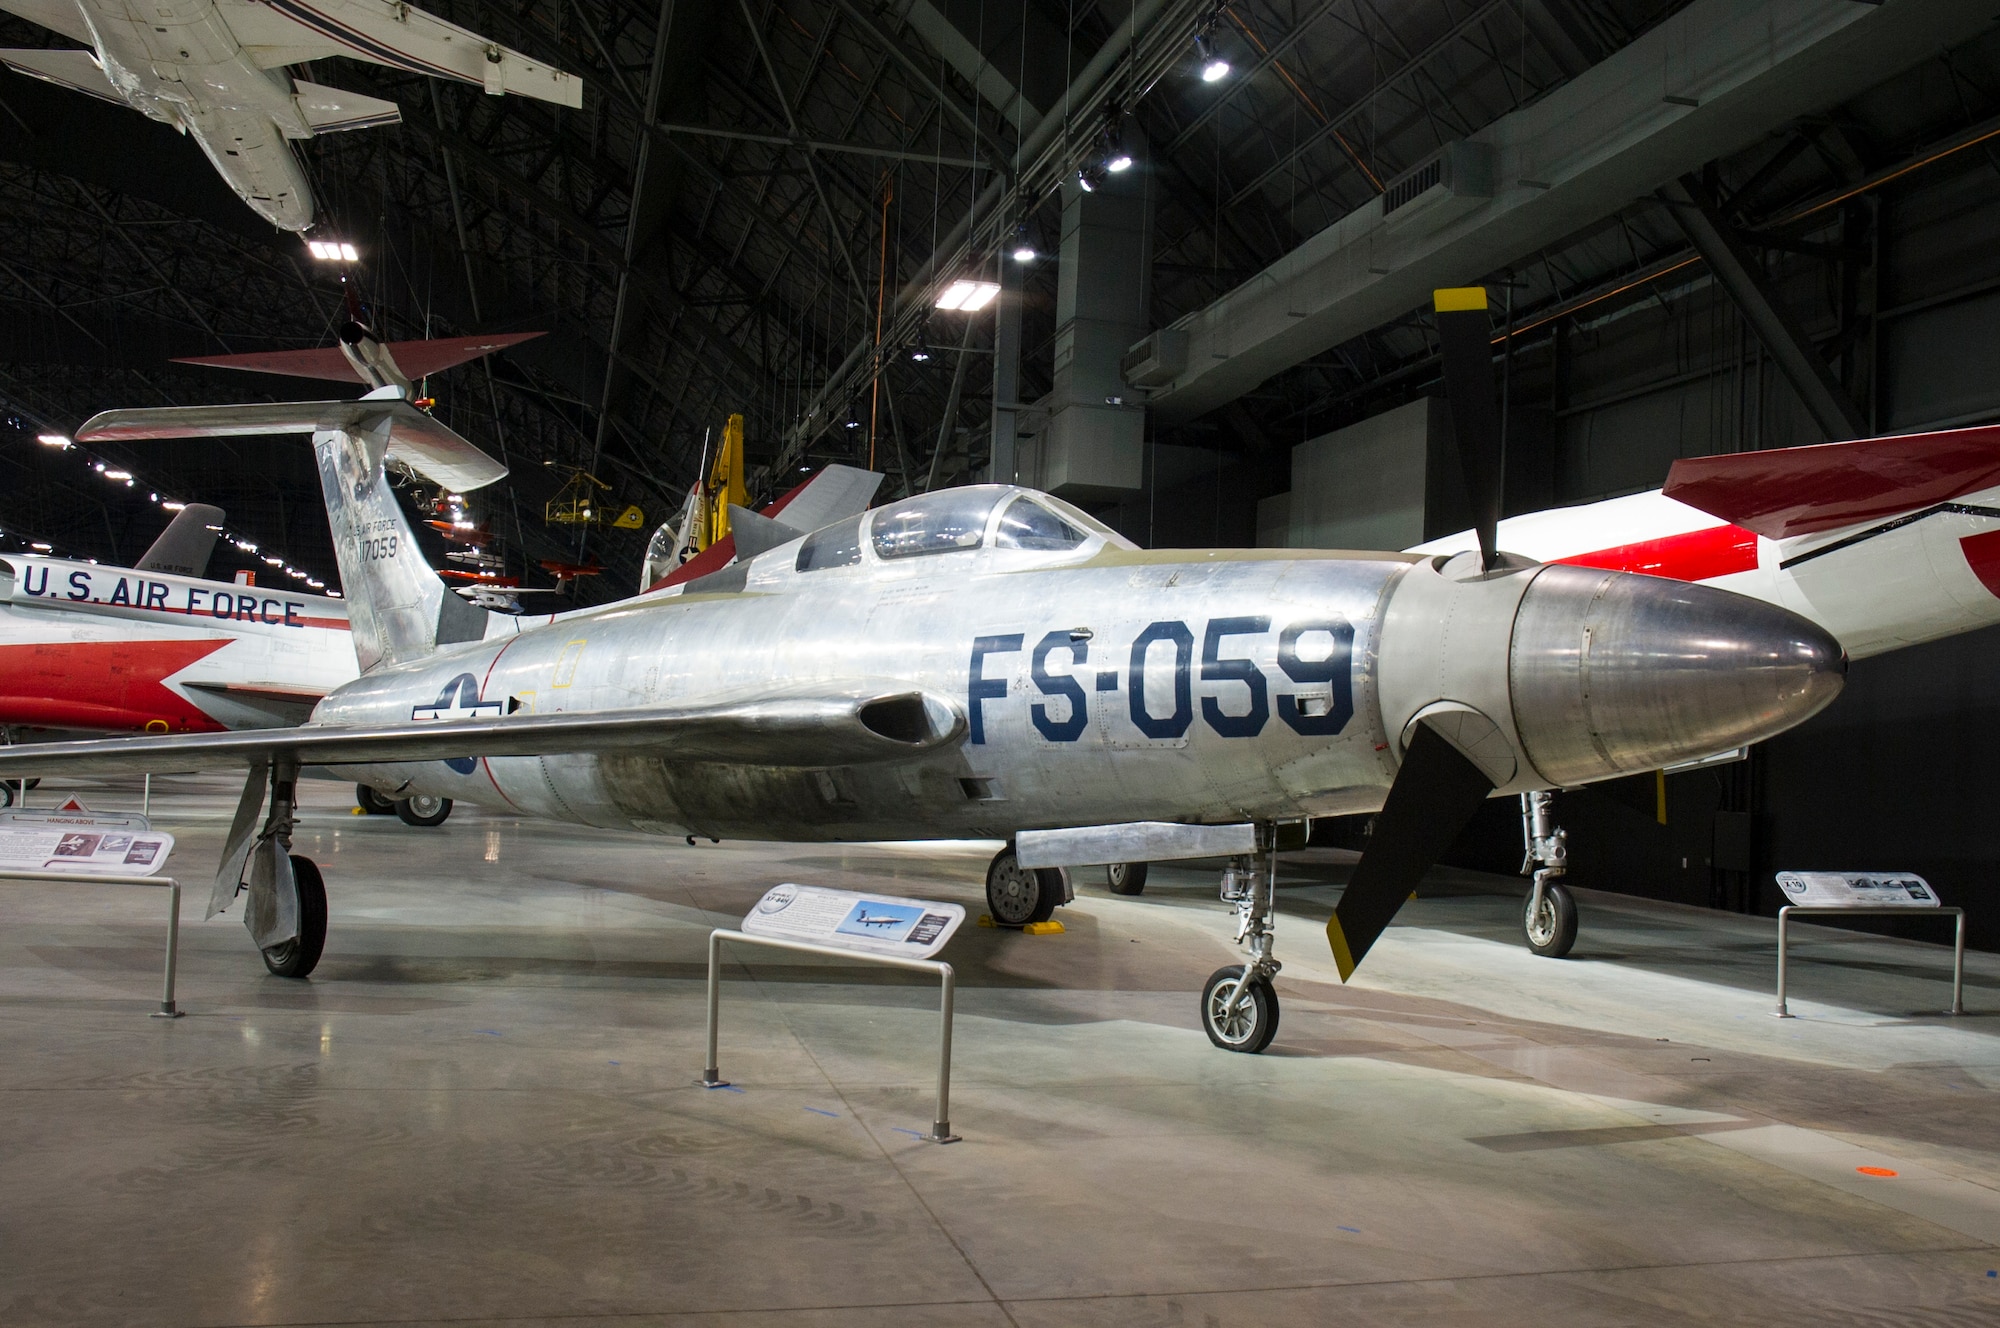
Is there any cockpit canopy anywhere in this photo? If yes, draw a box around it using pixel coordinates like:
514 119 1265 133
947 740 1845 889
794 486 1131 573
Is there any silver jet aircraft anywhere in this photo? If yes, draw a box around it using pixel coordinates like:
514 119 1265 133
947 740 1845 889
0 0 581 231
0 290 1846 1053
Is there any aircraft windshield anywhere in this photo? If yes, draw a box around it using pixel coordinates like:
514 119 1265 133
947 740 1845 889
994 496 1088 551
795 514 864 571
869 487 1004 560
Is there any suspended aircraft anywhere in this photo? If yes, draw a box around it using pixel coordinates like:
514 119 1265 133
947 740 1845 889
0 0 581 231
0 288 1848 1054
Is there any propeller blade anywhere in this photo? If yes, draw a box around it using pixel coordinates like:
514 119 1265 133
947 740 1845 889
1434 287 1503 571
1326 721 1497 980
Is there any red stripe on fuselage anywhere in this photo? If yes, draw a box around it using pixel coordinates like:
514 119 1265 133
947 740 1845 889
1553 523 1759 582
0 639 233 733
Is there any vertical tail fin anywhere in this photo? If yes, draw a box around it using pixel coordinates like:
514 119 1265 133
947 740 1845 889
75 398 507 672
135 502 225 578
312 418 491 671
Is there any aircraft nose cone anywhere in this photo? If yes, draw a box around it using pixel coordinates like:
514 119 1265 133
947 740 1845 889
1509 565 1845 787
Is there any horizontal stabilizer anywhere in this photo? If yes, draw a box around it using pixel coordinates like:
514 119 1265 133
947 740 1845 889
292 78 401 133
1665 424 2000 540
76 399 507 494
0 47 117 102
0 686 966 778
175 331 544 384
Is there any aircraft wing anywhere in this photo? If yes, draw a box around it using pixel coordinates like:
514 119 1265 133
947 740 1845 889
0 47 118 101
1664 423 2000 539
76 398 507 494
0 687 964 778
221 1 583 108
0 0 94 44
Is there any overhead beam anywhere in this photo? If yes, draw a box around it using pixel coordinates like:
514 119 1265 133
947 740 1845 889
1665 174 1865 441
652 121 987 167
892 0 1041 134
1140 0 1996 423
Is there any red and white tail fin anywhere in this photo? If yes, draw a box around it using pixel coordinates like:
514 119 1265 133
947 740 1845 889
647 464 883 593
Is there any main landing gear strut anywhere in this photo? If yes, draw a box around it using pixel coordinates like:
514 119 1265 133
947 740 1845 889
214 759 329 979
1201 827 1283 1054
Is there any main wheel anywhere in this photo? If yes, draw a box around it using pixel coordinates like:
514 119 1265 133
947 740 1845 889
1201 966 1279 1054
1523 880 1579 958
1105 862 1148 896
395 794 453 827
356 784 396 815
0 781 12 809
261 855 328 979
985 847 1062 926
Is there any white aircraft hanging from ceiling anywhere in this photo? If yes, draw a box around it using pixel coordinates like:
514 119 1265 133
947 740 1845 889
0 288 1849 1055
0 0 582 231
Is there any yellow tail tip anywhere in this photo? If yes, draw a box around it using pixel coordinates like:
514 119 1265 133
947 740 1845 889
1325 915 1357 982
1434 286 1488 312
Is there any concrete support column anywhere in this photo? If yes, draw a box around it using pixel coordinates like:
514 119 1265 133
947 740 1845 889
1040 143 1153 501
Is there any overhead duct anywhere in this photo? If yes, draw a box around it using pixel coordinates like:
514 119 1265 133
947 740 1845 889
1134 0 1998 424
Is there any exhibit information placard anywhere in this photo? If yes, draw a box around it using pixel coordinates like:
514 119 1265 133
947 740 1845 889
741 883 965 960
1776 871 1938 908
0 808 173 876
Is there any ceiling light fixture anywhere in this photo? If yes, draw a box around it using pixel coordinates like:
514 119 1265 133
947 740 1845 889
103 469 132 481
36 433 69 448
161 501 186 512
935 278 1000 311
307 239 360 262
1196 35 1230 83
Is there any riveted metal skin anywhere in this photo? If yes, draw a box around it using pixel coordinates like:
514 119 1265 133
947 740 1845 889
0 449 1850 844
1507 563 1847 787
319 509 1419 841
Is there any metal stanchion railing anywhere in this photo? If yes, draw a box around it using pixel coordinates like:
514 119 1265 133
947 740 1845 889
698 928 959 1143
1776 904 1966 1018
0 870 183 1017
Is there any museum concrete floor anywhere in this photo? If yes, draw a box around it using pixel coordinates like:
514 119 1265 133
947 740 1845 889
4 776 1999 1326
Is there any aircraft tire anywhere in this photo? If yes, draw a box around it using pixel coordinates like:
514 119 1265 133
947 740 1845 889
260 856 328 980
985 847 1061 927
395 795 453 827
1523 881 1579 958
1105 862 1148 895
355 784 396 815
1201 966 1279 1054
0 781 11 809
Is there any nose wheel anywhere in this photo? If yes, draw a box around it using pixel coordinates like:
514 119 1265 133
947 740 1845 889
1523 878 1577 958
1199 841 1283 1053
1201 965 1279 1052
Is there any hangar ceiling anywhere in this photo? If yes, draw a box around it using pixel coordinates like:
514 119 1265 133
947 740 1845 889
1 0 1996 602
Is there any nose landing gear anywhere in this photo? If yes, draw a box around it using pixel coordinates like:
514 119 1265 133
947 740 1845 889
1200 835 1283 1053
1520 790 1577 959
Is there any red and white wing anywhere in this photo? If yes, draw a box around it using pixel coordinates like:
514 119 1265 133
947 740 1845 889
220 0 583 107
